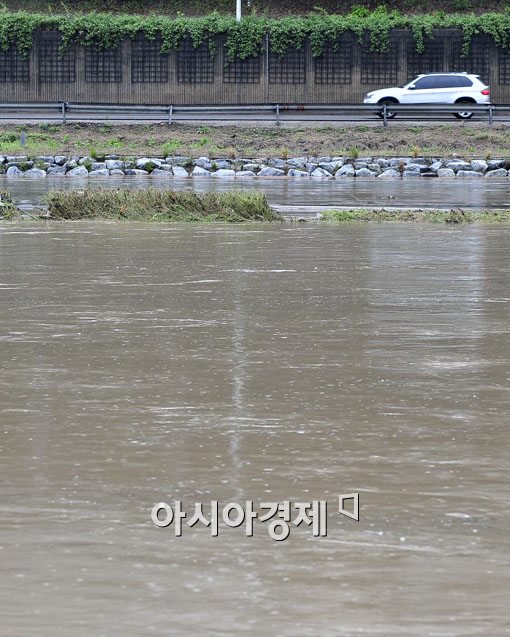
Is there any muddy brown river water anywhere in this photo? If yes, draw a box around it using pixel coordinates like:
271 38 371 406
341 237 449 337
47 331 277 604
1 222 509 636
3 174 510 210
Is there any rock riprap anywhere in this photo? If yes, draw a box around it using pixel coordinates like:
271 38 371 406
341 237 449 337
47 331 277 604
1 155 509 178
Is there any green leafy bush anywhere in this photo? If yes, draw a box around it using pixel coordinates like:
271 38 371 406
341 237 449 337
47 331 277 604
1 8 510 60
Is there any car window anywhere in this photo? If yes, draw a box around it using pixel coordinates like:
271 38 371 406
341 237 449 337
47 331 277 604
412 76 437 89
434 76 455 88
455 76 473 87
424 76 475 88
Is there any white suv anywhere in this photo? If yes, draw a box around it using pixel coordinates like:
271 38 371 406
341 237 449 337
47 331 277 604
363 72 490 119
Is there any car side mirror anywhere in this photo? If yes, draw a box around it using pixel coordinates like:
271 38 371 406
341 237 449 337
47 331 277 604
408 85 416 90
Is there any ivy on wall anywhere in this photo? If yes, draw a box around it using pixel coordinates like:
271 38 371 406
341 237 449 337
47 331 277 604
1 8 510 59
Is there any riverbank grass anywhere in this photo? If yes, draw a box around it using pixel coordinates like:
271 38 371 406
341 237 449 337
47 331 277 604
321 208 510 223
44 189 281 222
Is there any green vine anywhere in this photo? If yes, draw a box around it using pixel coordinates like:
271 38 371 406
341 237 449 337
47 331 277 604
1 8 510 59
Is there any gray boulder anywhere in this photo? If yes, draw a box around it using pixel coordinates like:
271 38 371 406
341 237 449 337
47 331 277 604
487 159 504 170
236 171 256 177
319 161 343 173
165 156 191 166
242 163 262 173
6 166 23 176
457 170 482 178
105 159 124 170
429 161 443 172
406 163 429 173
23 168 46 178
268 158 287 169
446 161 471 172
6 156 27 163
287 169 309 177
402 167 421 177
212 169 236 177
172 166 189 177
89 169 110 177
213 160 233 170
194 157 212 170
47 165 67 176
437 168 455 178
485 168 508 177
7 161 32 170
336 164 355 177
192 166 211 177
470 160 488 173
258 167 285 177
136 157 162 170
355 167 377 177
287 157 307 169
389 158 411 167
66 166 89 177
109 169 125 176
311 167 333 178
151 168 173 177
91 162 107 171
54 155 67 166
124 169 149 176
378 169 400 178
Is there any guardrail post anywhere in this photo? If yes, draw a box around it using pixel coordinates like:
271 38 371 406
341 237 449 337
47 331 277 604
489 105 494 126
382 104 388 128
276 103 280 127
60 101 68 124
168 105 173 126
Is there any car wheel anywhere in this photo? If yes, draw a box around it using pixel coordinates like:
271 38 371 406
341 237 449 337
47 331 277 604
377 99 398 119
454 100 474 119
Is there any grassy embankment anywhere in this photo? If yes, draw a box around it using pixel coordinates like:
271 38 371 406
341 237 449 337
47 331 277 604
2 123 510 161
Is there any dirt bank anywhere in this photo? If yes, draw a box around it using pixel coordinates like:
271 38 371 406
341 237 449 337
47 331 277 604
1 122 509 161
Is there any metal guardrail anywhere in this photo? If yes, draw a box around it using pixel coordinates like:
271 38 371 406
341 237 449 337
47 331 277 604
0 101 508 126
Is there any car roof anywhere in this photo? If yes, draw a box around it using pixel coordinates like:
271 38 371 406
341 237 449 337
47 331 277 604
416 72 479 77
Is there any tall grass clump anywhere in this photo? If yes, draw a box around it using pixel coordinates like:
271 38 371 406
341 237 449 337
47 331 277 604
44 189 281 222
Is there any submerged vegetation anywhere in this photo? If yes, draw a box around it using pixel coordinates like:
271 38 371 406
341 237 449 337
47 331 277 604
43 189 281 222
2 8 510 59
3 191 510 224
321 208 510 223
0 190 19 219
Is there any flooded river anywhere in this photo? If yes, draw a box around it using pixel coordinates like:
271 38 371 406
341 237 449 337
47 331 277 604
3 174 510 210
1 222 509 636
